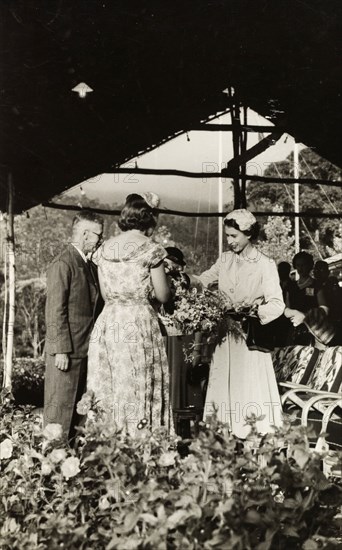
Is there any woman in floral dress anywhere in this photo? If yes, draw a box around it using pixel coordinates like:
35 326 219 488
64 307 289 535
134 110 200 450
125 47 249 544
196 209 285 439
87 193 172 434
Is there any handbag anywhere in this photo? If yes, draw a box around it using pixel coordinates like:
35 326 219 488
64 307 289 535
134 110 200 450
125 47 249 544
244 316 275 353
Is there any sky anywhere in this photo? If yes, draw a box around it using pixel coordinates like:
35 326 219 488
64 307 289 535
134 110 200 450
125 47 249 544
59 108 304 212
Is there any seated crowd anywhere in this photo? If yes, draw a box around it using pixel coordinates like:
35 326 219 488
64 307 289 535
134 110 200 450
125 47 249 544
274 252 342 349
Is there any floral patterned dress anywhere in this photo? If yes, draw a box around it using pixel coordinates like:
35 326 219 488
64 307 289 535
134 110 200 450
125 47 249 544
87 239 172 435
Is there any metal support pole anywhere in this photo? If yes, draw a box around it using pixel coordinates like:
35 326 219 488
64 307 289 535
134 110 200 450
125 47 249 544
294 142 300 253
218 117 223 256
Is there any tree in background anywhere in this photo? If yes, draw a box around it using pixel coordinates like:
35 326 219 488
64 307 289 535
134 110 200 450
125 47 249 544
326 224 342 256
14 206 72 280
3 201 119 357
247 148 342 258
158 214 219 273
12 200 120 281
15 278 46 358
257 206 295 264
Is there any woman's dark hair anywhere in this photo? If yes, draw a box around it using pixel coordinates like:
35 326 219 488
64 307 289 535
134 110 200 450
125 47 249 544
118 193 158 232
223 217 260 240
292 251 314 271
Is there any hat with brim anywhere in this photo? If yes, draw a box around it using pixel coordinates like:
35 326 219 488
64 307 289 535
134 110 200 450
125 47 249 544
303 307 335 345
165 246 186 267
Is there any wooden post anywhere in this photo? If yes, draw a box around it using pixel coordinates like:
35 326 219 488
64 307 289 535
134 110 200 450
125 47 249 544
240 106 248 208
1 212 7 361
229 87 242 208
3 174 15 391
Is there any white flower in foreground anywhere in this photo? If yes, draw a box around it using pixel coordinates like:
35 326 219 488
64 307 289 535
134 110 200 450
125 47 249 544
61 456 80 479
42 423 63 441
99 495 110 510
0 439 13 460
41 461 52 476
158 451 178 467
49 448 67 464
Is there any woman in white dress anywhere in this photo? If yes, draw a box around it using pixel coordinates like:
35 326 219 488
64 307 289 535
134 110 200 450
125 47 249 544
197 209 284 438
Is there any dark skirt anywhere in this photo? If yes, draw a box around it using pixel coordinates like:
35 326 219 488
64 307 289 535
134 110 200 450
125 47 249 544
164 335 203 410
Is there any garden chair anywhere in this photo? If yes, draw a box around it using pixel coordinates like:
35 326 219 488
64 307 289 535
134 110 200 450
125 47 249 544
272 345 320 387
280 346 342 454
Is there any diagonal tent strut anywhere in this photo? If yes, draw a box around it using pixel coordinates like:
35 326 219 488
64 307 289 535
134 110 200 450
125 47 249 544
215 89 285 208
226 132 284 170
226 119 284 208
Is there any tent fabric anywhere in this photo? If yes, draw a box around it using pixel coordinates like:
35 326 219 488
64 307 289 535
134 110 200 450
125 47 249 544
0 0 341 212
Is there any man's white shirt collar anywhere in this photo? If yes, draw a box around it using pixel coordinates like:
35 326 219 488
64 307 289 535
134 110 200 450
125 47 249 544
71 243 88 264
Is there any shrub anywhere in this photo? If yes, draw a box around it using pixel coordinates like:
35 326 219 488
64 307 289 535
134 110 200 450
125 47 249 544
0 358 45 406
0 393 341 549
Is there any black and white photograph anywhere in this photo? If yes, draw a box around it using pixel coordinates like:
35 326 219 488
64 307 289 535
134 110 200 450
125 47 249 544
0 1 341 548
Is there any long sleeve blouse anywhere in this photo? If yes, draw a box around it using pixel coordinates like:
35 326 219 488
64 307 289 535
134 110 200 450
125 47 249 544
198 248 284 325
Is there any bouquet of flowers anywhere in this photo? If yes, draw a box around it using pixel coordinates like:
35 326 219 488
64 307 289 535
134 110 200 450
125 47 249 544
158 277 256 346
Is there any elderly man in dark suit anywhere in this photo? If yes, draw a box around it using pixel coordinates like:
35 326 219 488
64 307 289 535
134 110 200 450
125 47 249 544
44 210 104 441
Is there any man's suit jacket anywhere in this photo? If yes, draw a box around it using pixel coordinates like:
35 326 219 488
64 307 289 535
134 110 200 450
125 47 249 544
45 244 103 358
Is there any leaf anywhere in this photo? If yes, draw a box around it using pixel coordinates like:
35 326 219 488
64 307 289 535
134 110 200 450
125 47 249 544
256 541 273 550
167 509 189 530
245 509 262 524
156 504 166 522
106 535 122 550
28 448 43 460
140 513 158 526
282 527 299 537
28 532 38 544
302 540 319 550
116 536 142 550
294 490 303 504
314 476 332 492
283 498 299 509
175 495 194 508
214 498 234 518
123 511 140 533
292 448 310 469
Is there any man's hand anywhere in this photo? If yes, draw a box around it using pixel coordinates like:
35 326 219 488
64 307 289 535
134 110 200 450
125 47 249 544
55 353 69 371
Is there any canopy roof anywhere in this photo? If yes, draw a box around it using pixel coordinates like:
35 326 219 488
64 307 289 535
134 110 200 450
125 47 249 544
0 0 341 212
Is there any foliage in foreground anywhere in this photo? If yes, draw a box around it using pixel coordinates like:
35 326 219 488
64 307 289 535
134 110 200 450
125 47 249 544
0 393 341 550
0 358 45 406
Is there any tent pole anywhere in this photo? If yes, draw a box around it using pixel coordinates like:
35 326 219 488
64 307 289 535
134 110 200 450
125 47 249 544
240 105 248 208
218 116 223 256
3 174 15 391
1 212 7 362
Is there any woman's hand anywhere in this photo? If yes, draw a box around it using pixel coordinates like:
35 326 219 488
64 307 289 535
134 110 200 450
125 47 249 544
284 307 305 326
188 274 203 290
192 354 202 367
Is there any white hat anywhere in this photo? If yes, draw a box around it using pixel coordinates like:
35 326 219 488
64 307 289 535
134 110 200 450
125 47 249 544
140 192 160 209
224 209 257 231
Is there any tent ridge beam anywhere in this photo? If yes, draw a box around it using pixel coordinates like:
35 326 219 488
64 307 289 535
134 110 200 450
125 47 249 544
189 124 281 133
42 202 342 219
109 167 341 187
